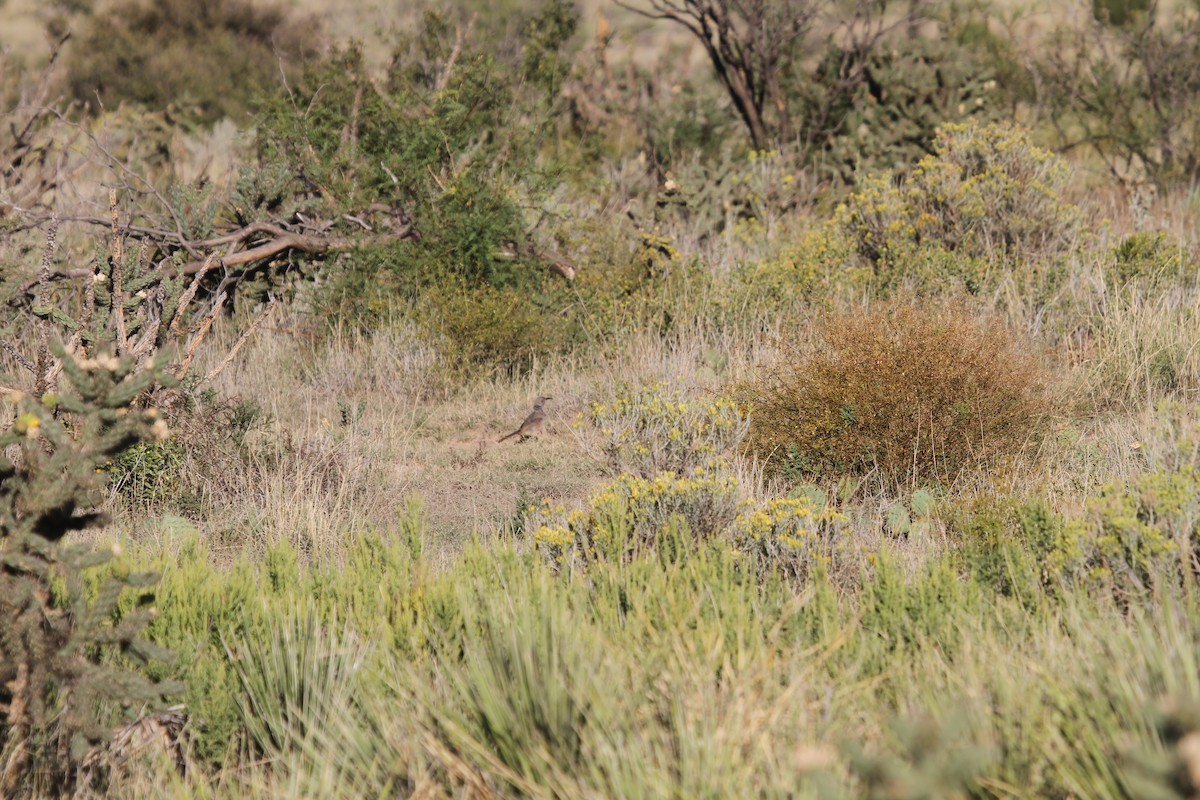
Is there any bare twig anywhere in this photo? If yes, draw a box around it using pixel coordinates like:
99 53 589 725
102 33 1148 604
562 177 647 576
200 302 278 386
1 341 35 373
42 108 202 258
174 292 227 381
168 255 218 338
108 189 132 356
435 13 478 92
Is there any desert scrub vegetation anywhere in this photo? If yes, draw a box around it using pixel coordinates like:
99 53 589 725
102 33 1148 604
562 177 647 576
838 121 1083 294
64 476 1200 797
7 0 1200 796
582 383 748 477
531 469 745 570
1037 0 1200 189
743 300 1056 489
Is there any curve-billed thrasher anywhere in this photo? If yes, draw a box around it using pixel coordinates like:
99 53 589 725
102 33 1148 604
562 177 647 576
498 396 552 443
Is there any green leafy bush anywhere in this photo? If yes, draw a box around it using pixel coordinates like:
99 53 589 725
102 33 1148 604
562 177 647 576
1108 231 1193 288
744 301 1055 488
533 470 744 570
0 351 176 797
838 121 1082 293
953 496 1082 601
105 439 185 509
64 0 321 125
250 26 565 327
731 495 848 583
583 384 749 478
1093 0 1150 27
416 282 564 377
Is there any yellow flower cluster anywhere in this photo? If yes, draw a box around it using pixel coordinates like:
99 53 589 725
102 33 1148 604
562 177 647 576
532 469 745 570
836 120 1081 293
589 384 748 477
737 497 845 541
733 496 848 580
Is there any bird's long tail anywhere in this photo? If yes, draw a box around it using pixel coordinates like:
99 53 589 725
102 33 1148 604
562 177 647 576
497 429 520 443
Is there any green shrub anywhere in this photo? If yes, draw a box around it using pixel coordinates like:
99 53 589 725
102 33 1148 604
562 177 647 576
134 519 426 767
744 301 1055 488
105 439 185 509
413 574 606 795
64 0 321 126
533 470 745 570
583 384 749 478
1093 0 1150 26
416 283 563 377
838 121 1082 293
517 0 580 103
251 26 564 325
841 713 989 800
953 496 1082 601
1108 231 1194 288
639 0 1004 176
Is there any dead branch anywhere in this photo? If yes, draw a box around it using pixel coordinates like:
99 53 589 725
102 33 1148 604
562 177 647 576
173 291 226 380
200 301 278 387
436 14 478 92
9 218 391 302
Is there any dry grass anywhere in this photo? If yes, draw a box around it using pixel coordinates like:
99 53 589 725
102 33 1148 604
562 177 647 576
141 310 779 565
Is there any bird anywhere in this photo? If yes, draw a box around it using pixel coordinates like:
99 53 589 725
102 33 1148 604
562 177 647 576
498 396 552 443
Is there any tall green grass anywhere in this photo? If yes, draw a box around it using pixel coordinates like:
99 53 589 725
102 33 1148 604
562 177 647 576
92 462 1200 798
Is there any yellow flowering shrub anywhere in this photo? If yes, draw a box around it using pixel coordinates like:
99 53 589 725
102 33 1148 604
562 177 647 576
838 121 1083 293
585 384 748 478
1083 466 1200 594
531 469 744 570
735 225 868 306
732 496 849 583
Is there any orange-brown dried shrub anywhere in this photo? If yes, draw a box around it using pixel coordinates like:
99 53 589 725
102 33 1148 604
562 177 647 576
744 301 1054 487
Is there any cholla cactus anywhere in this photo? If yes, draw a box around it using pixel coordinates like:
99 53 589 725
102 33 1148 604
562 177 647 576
21 192 258 402
0 346 177 797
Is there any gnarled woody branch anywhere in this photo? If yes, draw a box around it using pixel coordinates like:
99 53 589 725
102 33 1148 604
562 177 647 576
14 213 574 300
3 195 288 401
11 221 374 301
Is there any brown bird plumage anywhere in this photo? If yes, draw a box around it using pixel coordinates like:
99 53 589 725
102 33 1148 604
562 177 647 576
498 396 552 443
